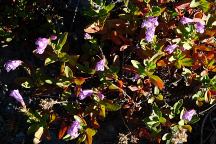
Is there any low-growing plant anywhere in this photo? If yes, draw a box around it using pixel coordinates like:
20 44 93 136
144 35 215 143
1 0 216 143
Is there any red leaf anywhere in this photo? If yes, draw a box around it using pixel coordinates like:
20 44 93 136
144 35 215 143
58 123 68 139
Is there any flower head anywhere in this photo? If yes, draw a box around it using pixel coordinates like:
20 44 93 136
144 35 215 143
141 17 158 28
35 37 49 54
9 89 25 107
182 109 196 121
50 35 57 40
141 17 158 43
180 17 193 25
67 121 81 139
195 22 205 33
95 58 105 71
165 44 178 54
145 27 156 42
79 89 94 100
4 60 22 72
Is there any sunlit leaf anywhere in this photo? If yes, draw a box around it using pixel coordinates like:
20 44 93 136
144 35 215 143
85 128 97 144
33 127 44 144
149 75 164 90
100 100 121 111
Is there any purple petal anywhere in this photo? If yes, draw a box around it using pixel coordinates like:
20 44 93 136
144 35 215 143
50 35 57 40
145 27 156 42
182 109 196 121
164 44 178 54
67 121 80 139
79 89 94 100
95 59 105 71
35 38 49 54
141 17 158 28
84 33 93 40
4 60 22 72
195 22 205 33
98 93 105 100
9 89 25 107
180 17 193 25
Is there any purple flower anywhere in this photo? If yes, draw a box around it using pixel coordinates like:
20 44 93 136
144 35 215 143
141 17 158 43
98 93 105 100
79 89 94 100
4 60 22 72
141 17 159 28
35 38 49 54
67 121 80 139
182 109 196 121
145 27 156 42
50 35 57 40
195 22 205 33
95 59 105 71
9 89 26 107
84 33 93 40
165 44 178 54
132 74 140 82
180 17 193 25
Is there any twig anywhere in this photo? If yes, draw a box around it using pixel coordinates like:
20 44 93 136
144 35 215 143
199 103 216 115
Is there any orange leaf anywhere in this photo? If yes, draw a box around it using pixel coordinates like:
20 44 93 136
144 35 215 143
149 75 164 90
58 123 68 139
157 60 167 67
74 77 86 85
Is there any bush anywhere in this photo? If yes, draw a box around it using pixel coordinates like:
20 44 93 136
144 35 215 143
0 0 216 143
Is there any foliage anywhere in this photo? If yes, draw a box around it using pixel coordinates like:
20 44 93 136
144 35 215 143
1 0 216 143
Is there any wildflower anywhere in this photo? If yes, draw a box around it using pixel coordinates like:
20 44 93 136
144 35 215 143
9 89 26 107
141 17 159 28
79 89 94 100
182 109 196 121
35 37 49 54
98 93 105 100
84 33 93 40
4 60 22 72
95 58 105 71
165 44 178 54
50 35 57 40
67 121 81 139
141 17 158 42
145 27 156 43
195 22 205 33
180 17 193 25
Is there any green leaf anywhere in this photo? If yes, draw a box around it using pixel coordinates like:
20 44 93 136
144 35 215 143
173 99 183 114
104 3 115 13
45 57 56 65
152 6 165 16
58 53 79 66
57 32 68 52
64 66 73 78
183 42 192 50
190 116 200 124
159 117 166 124
200 0 210 12
162 133 172 141
180 58 193 67
99 100 121 111
153 104 162 117
131 60 141 69
190 0 200 7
